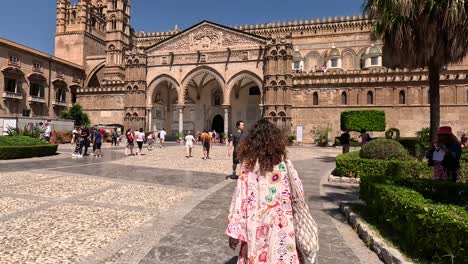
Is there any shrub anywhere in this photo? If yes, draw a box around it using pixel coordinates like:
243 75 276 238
359 139 409 160
385 128 401 141
416 127 431 147
0 144 58 159
315 126 331 146
398 137 426 159
360 176 468 263
335 151 431 178
340 110 386 132
0 136 45 146
287 134 296 143
59 103 90 126
7 123 42 138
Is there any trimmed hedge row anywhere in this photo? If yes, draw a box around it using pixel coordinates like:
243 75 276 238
335 151 431 178
0 135 46 146
340 110 386 132
393 177 468 208
0 144 58 160
360 176 468 263
336 151 468 183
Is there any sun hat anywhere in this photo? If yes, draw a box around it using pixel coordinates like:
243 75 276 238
437 126 452 135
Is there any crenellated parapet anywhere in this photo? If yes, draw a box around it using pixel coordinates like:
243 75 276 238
292 69 468 87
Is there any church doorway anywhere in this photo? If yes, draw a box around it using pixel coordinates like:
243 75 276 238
211 114 224 135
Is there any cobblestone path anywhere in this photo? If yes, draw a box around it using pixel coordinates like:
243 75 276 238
0 144 381 264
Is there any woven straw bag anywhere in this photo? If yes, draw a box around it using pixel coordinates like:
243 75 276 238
285 161 319 264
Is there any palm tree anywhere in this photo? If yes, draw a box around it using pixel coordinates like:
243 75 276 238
363 0 468 140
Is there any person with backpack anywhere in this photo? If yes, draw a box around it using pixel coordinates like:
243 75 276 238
125 128 135 156
93 128 104 158
201 130 212 160
135 128 145 156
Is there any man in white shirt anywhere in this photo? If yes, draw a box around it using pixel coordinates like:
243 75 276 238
159 128 167 148
185 131 195 158
43 122 52 143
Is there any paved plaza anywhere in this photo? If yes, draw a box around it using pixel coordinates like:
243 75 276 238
0 144 382 264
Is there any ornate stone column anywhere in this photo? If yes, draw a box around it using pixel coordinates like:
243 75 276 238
223 105 230 135
147 108 152 132
177 105 184 136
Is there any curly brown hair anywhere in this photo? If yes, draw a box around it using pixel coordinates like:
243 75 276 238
237 118 287 173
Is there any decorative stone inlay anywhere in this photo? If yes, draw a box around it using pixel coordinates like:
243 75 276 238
81 184 192 210
0 204 156 263
0 197 48 218
1 176 114 199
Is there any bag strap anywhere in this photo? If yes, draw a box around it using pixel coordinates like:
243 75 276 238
284 160 302 202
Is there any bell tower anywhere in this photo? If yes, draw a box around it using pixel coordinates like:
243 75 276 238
55 0 107 66
103 0 132 81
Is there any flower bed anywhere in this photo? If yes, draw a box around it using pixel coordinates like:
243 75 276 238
360 176 468 263
0 136 58 160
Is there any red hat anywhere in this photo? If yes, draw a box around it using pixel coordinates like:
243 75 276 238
437 126 452 135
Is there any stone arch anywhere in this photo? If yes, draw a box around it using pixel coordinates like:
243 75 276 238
304 51 322 73
146 74 180 107
342 48 357 71
357 47 368 70
85 61 105 87
181 66 225 105
226 70 263 105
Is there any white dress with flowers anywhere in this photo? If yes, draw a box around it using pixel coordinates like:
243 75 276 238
226 160 304 264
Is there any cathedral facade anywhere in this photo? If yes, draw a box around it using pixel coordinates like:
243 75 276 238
4 0 467 143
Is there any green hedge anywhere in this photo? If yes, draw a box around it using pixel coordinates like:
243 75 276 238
398 137 426 159
340 110 386 132
335 151 431 178
0 136 45 146
359 139 409 160
360 176 468 263
392 177 468 208
0 145 58 160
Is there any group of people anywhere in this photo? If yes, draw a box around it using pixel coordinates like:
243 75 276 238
71 127 105 158
123 128 167 156
38 122 52 143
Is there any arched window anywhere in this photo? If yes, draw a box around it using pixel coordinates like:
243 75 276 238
133 85 139 90
112 0 118 10
249 86 261 95
123 18 128 33
111 16 117 30
278 112 287 130
133 112 138 117
367 91 374 105
133 59 139 64
341 91 348 105
127 86 132 90
71 11 77 23
212 89 222 106
126 113 131 117
270 81 277 87
127 59 132 65
313 92 319 106
399 90 406 104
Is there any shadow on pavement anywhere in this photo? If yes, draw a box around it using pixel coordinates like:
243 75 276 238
225 256 238 264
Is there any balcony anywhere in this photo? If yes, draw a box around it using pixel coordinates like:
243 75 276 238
53 100 68 107
28 96 46 104
2 91 23 100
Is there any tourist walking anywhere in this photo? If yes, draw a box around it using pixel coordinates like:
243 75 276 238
428 126 462 182
125 128 135 156
226 118 318 264
185 131 195 158
228 120 245 179
111 129 118 147
147 132 155 151
93 128 104 158
136 128 145 156
81 127 91 156
461 133 468 148
72 127 83 158
359 129 371 146
43 122 52 143
159 128 167 148
201 130 211 160
340 129 351 153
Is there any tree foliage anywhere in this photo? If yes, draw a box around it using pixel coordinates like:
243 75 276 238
59 103 90 127
340 110 386 132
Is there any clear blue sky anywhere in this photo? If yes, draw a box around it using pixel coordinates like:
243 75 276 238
0 0 363 55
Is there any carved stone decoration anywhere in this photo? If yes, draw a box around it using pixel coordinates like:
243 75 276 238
148 23 265 53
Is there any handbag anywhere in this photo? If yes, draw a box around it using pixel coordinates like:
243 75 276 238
284 161 319 264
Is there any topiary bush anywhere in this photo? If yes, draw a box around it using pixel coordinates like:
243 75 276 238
340 110 386 132
359 138 409 160
385 128 400 141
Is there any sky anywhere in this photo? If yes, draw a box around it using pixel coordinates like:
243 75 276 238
0 0 364 55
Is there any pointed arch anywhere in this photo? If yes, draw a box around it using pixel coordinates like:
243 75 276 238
341 48 356 70
85 61 106 87
146 74 180 107
226 70 263 105
304 51 322 73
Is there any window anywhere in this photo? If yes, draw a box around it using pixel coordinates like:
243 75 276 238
55 85 66 102
30 83 45 98
331 58 338 68
213 89 222 105
367 91 374 105
200 54 207 63
5 78 18 93
341 91 348 105
399 90 406 104
33 63 41 72
242 51 249 61
9 56 18 65
162 56 167 65
112 18 117 30
371 57 379 66
249 86 261 96
293 61 301 70
313 92 319 106
113 0 117 10
91 17 97 28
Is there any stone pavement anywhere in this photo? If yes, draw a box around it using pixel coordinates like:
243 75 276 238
0 143 382 264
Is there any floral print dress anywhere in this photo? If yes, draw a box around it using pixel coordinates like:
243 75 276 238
226 160 303 264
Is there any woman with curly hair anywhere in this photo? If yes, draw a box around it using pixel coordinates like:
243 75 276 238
225 118 315 264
